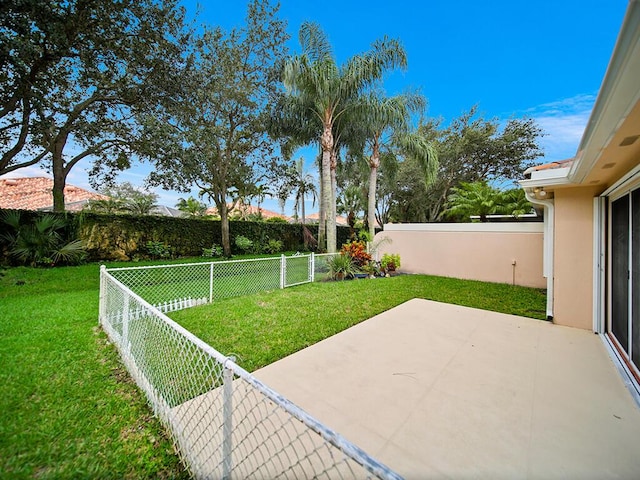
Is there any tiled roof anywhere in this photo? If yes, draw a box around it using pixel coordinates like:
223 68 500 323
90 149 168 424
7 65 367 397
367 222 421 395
0 177 107 211
304 212 350 226
206 204 291 221
530 158 574 172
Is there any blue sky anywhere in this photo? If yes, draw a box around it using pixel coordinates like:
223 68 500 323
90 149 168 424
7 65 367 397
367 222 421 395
8 0 628 215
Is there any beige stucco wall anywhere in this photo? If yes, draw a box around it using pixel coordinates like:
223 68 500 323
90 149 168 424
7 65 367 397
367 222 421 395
374 223 545 288
552 186 600 330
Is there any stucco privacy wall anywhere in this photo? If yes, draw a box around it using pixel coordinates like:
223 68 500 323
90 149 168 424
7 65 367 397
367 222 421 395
374 223 545 288
552 186 600 330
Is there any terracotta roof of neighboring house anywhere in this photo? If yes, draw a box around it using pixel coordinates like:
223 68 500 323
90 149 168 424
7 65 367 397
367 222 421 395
205 204 291 221
304 212 350 226
530 158 574 171
0 176 107 211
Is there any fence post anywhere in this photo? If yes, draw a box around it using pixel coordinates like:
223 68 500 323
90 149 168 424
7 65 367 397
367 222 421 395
310 253 315 283
280 254 285 289
222 357 235 480
209 262 214 303
99 265 106 324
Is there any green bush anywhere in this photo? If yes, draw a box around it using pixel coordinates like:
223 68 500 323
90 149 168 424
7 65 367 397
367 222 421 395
0 208 353 262
146 241 172 259
264 239 283 254
234 235 253 253
202 243 224 258
381 253 401 272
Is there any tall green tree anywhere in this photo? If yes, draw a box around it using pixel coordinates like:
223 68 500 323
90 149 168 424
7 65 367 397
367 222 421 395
420 106 543 221
350 90 437 238
281 22 406 252
1 0 189 211
143 0 288 256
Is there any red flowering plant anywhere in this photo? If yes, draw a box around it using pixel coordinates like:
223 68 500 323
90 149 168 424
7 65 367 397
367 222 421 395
340 241 372 269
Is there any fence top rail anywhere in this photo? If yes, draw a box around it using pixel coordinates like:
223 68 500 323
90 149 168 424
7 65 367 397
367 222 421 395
105 254 312 273
100 267 400 480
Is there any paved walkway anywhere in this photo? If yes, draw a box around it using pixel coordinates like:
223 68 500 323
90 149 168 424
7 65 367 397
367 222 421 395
254 299 640 479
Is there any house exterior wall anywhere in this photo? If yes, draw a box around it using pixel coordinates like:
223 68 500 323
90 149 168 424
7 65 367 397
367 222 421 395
552 186 601 330
374 223 545 288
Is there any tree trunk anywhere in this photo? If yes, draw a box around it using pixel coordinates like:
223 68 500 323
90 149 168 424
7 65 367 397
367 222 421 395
320 123 334 252
368 154 379 241
327 148 337 253
301 195 306 225
51 136 68 212
218 200 232 257
317 161 326 250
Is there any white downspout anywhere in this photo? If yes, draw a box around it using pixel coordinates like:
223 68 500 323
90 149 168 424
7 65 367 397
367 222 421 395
525 190 555 321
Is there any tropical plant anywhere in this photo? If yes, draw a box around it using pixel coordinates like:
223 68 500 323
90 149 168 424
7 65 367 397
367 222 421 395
327 253 358 280
380 253 401 273
340 240 372 268
280 22 407 252
176 196 208 217
443 181 504 222
499 188 535 218
1 211 86 266
337 184 365 229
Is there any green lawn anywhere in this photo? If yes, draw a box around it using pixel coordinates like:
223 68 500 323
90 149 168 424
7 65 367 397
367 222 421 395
0 258 546 478
0 262 189 480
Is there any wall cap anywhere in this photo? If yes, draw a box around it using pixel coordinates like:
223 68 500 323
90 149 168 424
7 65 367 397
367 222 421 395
381 223 544 233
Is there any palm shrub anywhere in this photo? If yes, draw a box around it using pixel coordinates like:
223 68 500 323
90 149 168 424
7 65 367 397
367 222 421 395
327 253 358 280
1 211 86 266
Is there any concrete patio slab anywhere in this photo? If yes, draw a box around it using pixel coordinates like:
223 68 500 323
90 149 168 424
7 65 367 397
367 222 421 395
254 299 640 479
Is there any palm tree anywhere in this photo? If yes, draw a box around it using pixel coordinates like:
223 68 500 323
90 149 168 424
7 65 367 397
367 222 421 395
351 90 438 239
278 157 317 224
443 181 503 222
337 184 365 229
176 196 207 217
499 188 535 218
282 22 407 252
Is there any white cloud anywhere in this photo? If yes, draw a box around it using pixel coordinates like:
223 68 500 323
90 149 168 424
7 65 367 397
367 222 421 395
524 93 596 162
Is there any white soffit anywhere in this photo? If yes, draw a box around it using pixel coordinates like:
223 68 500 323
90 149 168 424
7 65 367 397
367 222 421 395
570 0 640 184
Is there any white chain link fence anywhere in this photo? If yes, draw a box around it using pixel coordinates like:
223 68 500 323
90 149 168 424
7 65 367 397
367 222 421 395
99 254 401 480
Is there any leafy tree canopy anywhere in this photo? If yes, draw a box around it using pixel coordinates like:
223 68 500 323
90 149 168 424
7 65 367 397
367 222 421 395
1 0 190 211
419 106 543 221
141 0 288 256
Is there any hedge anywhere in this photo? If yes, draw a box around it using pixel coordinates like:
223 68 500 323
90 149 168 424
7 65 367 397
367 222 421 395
0 209 354 262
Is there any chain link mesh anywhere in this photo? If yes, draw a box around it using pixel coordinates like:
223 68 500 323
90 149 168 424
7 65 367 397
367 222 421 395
313 253 339 282
100 261 401 480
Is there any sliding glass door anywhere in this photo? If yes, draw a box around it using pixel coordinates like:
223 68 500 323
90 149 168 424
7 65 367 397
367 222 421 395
609 188 640 377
